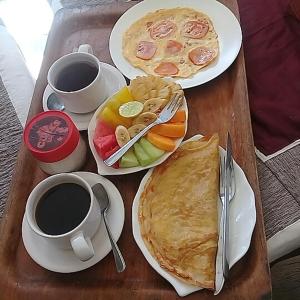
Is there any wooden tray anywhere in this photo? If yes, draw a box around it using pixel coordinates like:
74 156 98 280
0 1 272 299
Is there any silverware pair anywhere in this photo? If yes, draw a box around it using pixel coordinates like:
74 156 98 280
215 133 236 295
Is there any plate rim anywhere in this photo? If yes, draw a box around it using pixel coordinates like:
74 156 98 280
131 134 256 296
109 0 242 89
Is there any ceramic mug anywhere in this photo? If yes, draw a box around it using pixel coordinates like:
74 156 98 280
25 173 101 261
47 44 107 114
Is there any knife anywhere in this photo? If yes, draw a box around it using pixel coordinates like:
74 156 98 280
214 132 233 294
223 132 233 278
214 211 225 295
214 155 225 295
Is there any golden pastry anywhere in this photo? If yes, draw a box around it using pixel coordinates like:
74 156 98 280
139 134 220 288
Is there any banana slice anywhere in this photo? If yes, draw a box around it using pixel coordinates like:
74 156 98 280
128 124 146 138
133 112 157 126
143 98 166 113
115 125 130 147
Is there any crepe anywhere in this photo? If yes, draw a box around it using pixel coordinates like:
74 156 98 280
139 134 219 289
123 8 219 78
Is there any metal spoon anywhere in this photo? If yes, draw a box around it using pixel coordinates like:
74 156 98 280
92 183 126 272
47 93 65 111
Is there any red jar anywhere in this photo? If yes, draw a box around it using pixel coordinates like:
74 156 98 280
24 111 86 174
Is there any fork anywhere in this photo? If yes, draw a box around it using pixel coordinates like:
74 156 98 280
104 92 183 167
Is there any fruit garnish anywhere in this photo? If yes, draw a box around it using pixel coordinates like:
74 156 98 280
103 145 120 169
94 120 115 138
133 142 153 166
132 112 157 126
100 107 131 128
151 123 186 138
169 110 186 123
120 148 139 168
128 124 146 138
143 98 166 113
93 134 118 158
107 98 124 112
147 132 176 152
113 86 134 104
139 138 165 160
115 125 130 147
106 87 134 111
119 101 144 118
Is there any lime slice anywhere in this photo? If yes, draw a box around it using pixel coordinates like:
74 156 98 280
119 101 144 118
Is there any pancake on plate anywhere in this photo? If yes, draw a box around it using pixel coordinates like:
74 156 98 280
139 134 219 289
123 7 219 78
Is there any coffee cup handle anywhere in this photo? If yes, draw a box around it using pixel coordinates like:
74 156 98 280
70 231 94 261
77 44 93 55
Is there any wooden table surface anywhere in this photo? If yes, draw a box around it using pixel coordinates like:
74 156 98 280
0 1 272 299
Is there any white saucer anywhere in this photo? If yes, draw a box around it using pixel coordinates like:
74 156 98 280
22 171 125 273
42 62 127 131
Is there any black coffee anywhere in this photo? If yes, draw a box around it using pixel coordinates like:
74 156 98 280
55 62 98 92
35 183 91 235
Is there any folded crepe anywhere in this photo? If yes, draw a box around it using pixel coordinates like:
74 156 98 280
139 134 219 289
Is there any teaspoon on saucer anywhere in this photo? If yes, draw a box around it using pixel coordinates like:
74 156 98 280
92 183 126 272
47 93 65 111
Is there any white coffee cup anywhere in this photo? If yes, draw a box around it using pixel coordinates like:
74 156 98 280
25 173 100 261
47 44 107 114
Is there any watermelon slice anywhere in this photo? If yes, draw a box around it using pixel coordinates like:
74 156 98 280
93 134 120 168
103 145 120 169
93 134 118 158
94 120 115 139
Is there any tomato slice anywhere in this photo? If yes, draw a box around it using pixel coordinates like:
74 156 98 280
182 20 209 39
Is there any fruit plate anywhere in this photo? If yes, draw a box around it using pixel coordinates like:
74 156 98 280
88 92 188 176
132 134 256 296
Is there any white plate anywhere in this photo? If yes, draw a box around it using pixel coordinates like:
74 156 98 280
88 96 188 176
132 135 256 296
109 0 242 89
43 62 127 131
22 172 125 273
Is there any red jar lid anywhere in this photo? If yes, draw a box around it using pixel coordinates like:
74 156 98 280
24 111 79 163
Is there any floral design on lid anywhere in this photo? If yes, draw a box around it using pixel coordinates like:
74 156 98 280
28 116 69 151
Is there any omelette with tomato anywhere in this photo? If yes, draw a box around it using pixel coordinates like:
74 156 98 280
122 7 219 78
